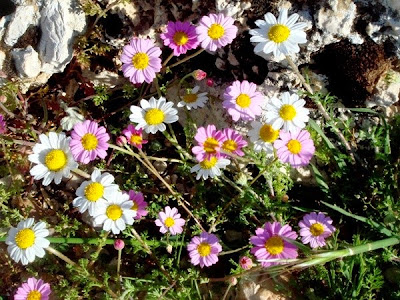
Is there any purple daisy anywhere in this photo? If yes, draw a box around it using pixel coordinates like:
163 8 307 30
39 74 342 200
187 232 222 268
196 13 238 51
0 113 6 134
274 129 315 168
14 277 51 300
222 80 265 121
220 128 247 157
299 212 336 248
192 124 224 161
128 189 148 219
70 120 110 164
121 38 162 84
160 21 199 56
250 221 298 268
122 124 148 149
155 206 186 235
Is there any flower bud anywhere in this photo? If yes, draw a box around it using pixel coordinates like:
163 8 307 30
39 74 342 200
192 69 207 81
206 78 214 87
229 277 238 286
166 244 173 254
116 136 127 147
239 256 253 270
114 239 125 250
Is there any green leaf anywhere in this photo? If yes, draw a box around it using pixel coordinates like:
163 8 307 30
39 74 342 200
310 163 329 192
347 108 378 114
309 119 336 150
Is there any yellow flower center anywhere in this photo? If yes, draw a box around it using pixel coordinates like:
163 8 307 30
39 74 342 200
203 137 219 153
130 134 142 145
222 139 237 152
310 223 324 236
131 201 139 211
268 24 291 43
183 93 198 103
236 93 251 108
45 149 67 172
173 31 189 46
208 24 225 40
106 204 123 221
27 290 42 300
15 228 35 249
84 182 104 202
279 104 297 121
200 157 218 169
81 133 98 151
287 139 302 154
164 217 175 228
259 124 279 143
197 242 211 257
265 235 284 255
132 52 150 70
144 108 165 125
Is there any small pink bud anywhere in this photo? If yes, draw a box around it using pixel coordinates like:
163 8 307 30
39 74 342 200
116 136 127 146
229 277 238 286
239 256 253 270
206 78 214 87
114 239 125 250
192 69 207 81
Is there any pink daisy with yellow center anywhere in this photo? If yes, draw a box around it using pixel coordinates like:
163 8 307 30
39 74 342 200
160 21 199 56
122 124 148 149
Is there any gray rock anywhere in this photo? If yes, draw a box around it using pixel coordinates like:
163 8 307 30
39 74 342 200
11 46 41 78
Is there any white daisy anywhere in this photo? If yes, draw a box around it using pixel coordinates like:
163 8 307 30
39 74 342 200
73 169 119 216
6 218 50 265
129 97 179 134
264 92 309 132
28 132 78 186
190 156 230 180
249 8 307 58
93 191 136 234
248 121 280 153
177 86 208 110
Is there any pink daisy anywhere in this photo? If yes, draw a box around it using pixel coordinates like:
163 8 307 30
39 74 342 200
250 221 298 268
122 124 148 149
14 277 51 300
192 125 224 161
155 206 186 235
160 21 199 56
222 80 265 121
274 129 315 168
121 38 162 84
128 189 148 219
239 256 253 270
220 128 248 157
187 232 222 268
0 114 6 134
70 120 110 164
299 212 336 248
196 13 238 51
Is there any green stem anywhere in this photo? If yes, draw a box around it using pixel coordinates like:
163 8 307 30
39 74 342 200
154 77 162 97
162 52 175 67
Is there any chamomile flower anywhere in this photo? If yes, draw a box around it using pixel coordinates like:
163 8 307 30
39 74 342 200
190 156 230 180
6 219 50 265
220 128 248 157
249 8 308 58
28 132 78 186
155 206 186 235
160 21 199 56
73 169 119 216
122 124 148 149
177 86 208 110
192 125 224 161
187 232 222 268
129 97 179 134
14 277 51 300
299 212 336 248
128 189 148 219
248 121 280 153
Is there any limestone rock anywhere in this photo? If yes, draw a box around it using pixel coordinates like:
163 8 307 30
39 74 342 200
367 71 400 107
11 46 41 78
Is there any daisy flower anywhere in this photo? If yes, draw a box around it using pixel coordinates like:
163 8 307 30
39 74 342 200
190 156 230 180
70 120 110 164
274 129 315 168
250 221 298 268
73 169 119 216
122 124 148 149
14 277 51 300
264 92 309 132
192 125 224 161
187 232 222 268
222 80 265 121
239 256 253 270
155 206 186 235
6 219 50 265
196 13 238 51
160 21 199 56
220 128 247 157
93 191 136 234
0 113 6 133
249 8 307 58
121 38 162 84
248 121 280 153
177 85 208 110
28 132 78 186
128 189 148 219
299 212 336 248
129 97 179 134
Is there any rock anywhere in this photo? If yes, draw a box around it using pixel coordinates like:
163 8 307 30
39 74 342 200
0 50 6 69
11 46 41 78
82 69 127 89
367 70 400 107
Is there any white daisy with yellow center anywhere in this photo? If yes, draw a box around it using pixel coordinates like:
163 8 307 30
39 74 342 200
28 132 78 186
249 8 308 59
130 97 179 134
73 169 119 216
6 218 50 265
190 156 230 180
248 121 280 153
264 92 309 132
177 86 208 110
93 191 136 234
